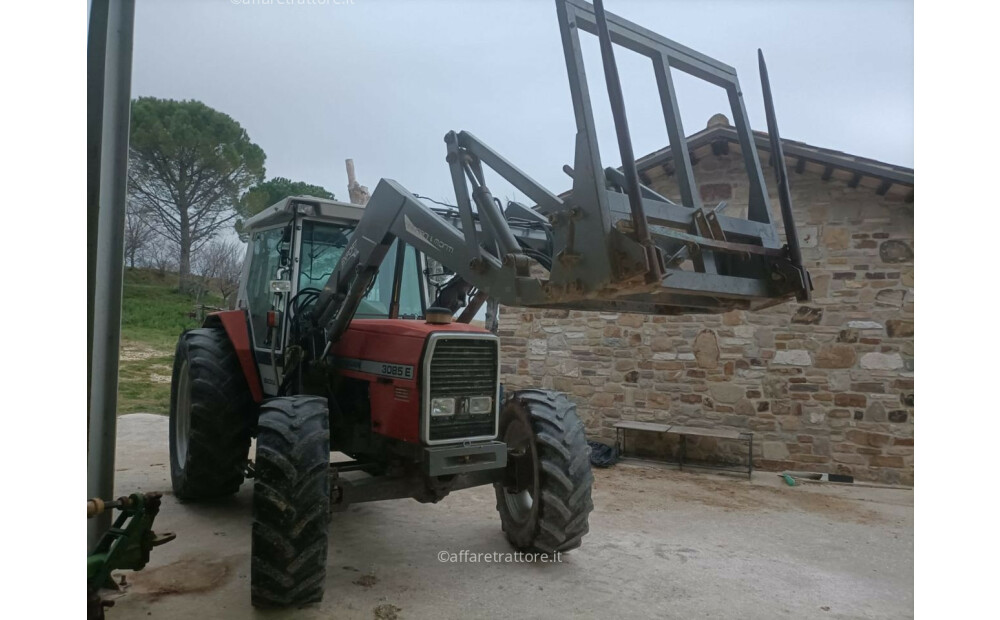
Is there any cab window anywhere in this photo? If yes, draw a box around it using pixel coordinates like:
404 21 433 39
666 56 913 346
298 220 424 318
246 227 284 348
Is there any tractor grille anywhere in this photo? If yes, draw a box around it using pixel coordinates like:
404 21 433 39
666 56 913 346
426 337 499 442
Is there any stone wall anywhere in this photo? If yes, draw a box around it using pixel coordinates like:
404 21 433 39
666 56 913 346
499 148 914 485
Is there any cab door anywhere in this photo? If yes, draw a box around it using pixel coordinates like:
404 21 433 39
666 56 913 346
242 224 290 395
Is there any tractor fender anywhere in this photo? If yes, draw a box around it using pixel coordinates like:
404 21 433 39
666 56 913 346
203 310 264 403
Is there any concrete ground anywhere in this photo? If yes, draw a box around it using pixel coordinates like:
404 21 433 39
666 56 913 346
108 414 913 620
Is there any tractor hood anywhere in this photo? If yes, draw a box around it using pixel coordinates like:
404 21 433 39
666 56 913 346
345 319 490 339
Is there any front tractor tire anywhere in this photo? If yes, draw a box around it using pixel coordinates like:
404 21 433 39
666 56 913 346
494 389 594 554
251 396 331 608
169 328 253 501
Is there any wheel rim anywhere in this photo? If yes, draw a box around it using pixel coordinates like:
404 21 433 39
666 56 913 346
174 359 191 466
502 416 536 524
506 487 534 521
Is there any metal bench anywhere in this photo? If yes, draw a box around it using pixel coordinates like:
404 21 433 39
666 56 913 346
614 421 753 479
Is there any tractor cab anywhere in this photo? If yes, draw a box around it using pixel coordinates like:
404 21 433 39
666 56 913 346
233 194 502 457
238 195 439 396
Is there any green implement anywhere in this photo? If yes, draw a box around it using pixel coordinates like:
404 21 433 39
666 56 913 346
87 492 175 618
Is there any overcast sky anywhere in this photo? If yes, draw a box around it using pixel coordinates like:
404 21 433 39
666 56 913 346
131 0 913 205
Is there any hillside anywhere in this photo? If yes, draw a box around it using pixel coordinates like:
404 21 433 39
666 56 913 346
118 268 224 414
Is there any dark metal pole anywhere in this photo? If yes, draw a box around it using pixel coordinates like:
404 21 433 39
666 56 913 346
592 0 662 281
88 0 135 552
88 0 110 431
758 50 802 271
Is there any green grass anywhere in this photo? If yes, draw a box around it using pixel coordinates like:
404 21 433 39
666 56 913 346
117 268 225 415
117 352 176 415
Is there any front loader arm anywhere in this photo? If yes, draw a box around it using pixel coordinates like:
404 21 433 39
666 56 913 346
312 176 548 346
310 0 811 350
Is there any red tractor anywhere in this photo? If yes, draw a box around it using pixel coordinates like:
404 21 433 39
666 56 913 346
170 196 595 606
169 0 810 607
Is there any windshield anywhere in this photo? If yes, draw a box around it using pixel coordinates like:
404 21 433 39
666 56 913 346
298 219 425 318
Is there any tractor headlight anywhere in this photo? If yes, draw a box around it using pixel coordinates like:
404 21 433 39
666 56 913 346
425 335 499 443
467 396 493 415
430 397 456 417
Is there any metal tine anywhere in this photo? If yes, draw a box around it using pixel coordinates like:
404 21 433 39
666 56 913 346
758 49 802 270
593 0 663 282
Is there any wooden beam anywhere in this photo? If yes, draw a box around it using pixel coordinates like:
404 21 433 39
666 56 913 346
848 172 862 189
795 157 806 174
711 139 729 156
660 162 674 177
876 179 893 196
821 165 834 181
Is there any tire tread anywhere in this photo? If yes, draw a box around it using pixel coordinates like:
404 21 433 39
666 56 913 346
251 396 330 608
496 389 594 554
170 328 253 500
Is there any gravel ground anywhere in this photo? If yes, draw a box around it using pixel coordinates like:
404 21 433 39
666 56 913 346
106 414 913 620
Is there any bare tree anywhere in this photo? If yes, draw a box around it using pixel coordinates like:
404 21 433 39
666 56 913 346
124 201 154 269
142 238 178 277
196 239 246 309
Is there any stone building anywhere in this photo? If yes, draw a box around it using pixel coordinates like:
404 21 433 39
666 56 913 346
499 114 914 485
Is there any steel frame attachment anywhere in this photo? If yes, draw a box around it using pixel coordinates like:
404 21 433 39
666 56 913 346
313 0 810 345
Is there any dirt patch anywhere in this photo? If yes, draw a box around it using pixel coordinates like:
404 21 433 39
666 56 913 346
149 363 173 384
127 555 232 600
596 463 883 524
373 603 402 619
354 571 379 588
120 342 166 362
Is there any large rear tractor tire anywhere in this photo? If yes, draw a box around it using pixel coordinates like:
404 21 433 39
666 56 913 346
251 396 331 608
169 328 254 501
494 389 594 553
